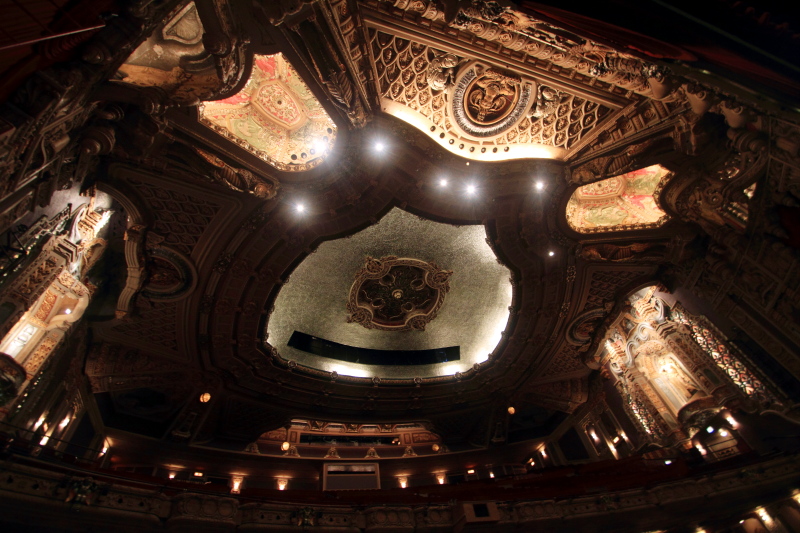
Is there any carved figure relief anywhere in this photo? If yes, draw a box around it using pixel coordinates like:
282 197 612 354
452 64 532 138
346 256 452 332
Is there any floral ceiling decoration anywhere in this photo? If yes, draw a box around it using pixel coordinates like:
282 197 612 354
346 256 453 332
566 164 672 233
199 53 337 172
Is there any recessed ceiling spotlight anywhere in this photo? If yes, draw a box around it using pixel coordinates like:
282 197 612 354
548 251 555 256
314 140 327 154
374 141 385 152
439 178 448 187
466 184 477 195
295 203 305 213
535 181 544 191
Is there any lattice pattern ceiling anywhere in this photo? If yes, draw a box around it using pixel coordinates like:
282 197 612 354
369 30 611 161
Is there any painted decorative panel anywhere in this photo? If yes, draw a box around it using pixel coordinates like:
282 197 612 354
199 54 337 171
566 165 671 233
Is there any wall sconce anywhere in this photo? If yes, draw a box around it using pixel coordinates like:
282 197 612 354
466 469 475 474
193 471 204 477
277 478 288 491
436 473 446 485
281 441 291 451
398 477 408 489
507 406 515 415
230 475 244 494
199 392 211 403
168 472 176 480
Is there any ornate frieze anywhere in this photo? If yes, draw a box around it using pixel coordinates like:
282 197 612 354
346 256 452 332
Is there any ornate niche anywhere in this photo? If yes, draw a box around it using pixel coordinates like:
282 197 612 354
346 256 452 332
451 62 534 139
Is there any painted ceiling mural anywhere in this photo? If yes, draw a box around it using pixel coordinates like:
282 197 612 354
566 164 672 233
199 53 338 171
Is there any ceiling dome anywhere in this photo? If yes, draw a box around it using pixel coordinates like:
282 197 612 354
267 208 513 379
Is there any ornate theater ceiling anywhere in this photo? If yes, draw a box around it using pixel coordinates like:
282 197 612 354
199 53 338 171
267 208 512 379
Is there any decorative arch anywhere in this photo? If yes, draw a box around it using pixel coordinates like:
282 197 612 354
566 165 672 233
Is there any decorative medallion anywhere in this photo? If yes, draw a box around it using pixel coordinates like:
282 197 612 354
346 256 452 332
451 62 533 138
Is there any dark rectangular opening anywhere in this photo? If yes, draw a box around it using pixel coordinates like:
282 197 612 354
472 503 490 518
288 331 459 366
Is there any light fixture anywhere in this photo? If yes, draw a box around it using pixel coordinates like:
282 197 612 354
540 448 547 458
33 414 46 431
529 459 536 466
39 435 49 446
59 415 71 428
436 473 446 484
466 184 477 195
706 426 715 434
664 460 672 465
535 181 544 191
374 141 385 152
507 406 515 415
719 429 730 437
313 140 328 154
439 178 448 187
281 441 291 452
467 469 475 474
295 203 305 213
489 472 495 479
756 508 770 522
612 436 620 444
398 476 408 489
168 472 176 480
277 478 288 490
199 392 211 403
548 251 555 257
590 430 599 441
431 444 440 452
64 309 72 315
101 445 108 455
230 475 244 494
193 471 204 477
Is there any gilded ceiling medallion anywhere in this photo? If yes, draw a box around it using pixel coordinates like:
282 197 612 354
451 63 533 138
346 256 452 332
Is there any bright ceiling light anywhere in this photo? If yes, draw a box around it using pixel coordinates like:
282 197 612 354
374 141 385 152
535 181 544 191
466 184 476 195
439 178 448 187
295 203 305 213
548 251 555 256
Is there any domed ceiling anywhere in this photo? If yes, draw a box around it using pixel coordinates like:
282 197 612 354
267 208 513 379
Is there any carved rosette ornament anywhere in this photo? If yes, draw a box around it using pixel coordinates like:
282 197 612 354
346 256 452 332
451 63 533 138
